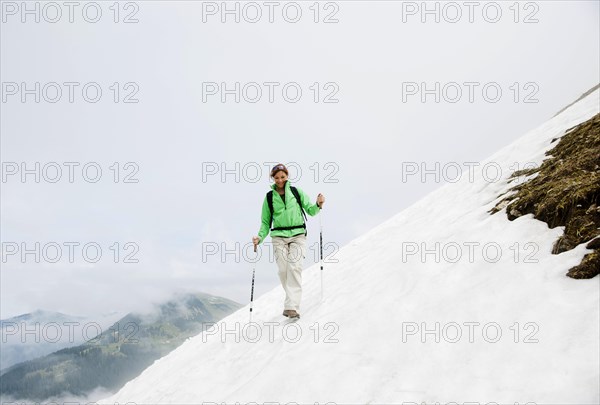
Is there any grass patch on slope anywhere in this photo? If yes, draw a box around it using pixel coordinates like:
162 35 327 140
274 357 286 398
490 112 600 279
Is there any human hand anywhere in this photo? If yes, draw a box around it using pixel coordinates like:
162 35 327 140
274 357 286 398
317 193 325 209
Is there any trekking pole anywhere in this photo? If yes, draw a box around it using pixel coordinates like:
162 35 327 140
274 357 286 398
319 209 324 301
249 244 257 323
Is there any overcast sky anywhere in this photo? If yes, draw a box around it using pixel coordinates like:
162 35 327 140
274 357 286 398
1 0 599 319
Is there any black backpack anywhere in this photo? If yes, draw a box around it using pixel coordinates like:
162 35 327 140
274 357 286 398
267 186 307 233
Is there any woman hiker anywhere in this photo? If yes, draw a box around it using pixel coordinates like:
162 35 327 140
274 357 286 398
252 163 325 319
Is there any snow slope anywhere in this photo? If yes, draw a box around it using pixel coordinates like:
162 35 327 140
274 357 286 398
102 89 600 404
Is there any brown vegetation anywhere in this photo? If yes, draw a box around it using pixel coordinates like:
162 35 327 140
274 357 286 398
490 113 599 278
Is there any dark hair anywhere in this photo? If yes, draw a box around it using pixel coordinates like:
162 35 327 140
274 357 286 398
270 163 288 177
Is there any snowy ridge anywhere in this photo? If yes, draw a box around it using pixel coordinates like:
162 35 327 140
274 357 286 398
102 88 600 404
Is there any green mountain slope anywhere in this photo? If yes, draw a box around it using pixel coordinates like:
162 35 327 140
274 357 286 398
0 292 241 401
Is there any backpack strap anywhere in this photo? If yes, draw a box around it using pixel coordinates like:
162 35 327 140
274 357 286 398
290 186 307 222
267 190 274 226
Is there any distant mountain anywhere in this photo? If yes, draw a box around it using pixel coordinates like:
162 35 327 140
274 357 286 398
0 292 241 402
1 310 123 371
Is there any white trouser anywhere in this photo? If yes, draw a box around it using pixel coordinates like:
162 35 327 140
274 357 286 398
272 233 306 311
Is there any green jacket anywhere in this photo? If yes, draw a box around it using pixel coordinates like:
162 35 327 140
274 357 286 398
257 181 321 244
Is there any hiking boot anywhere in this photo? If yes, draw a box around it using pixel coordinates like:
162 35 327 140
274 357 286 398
288 310 300 319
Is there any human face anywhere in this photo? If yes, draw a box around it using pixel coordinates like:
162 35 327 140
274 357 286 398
273 171 288 190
